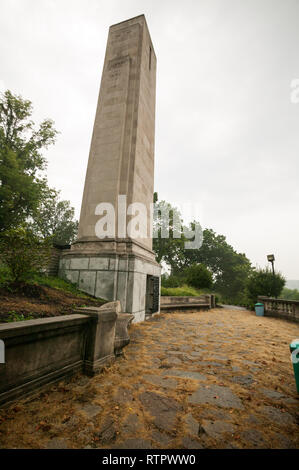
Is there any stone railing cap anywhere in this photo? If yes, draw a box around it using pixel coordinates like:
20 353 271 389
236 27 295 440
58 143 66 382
74 301 121 321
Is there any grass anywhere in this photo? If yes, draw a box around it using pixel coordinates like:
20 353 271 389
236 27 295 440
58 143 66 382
0 265 97 300
4 311 35 322
161 283 223 305
30 273 95 300
161 284 203 296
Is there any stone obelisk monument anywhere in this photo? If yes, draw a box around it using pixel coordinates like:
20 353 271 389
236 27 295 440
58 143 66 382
59 15 161 322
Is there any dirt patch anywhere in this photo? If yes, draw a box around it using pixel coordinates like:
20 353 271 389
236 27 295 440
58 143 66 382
0 283 105 322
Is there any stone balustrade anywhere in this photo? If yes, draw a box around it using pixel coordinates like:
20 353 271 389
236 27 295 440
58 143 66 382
258 296 299 323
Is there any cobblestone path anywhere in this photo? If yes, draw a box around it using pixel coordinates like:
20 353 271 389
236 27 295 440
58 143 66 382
0 308 298 449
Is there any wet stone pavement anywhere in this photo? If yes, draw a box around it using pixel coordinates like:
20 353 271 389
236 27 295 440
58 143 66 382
0 308 298 449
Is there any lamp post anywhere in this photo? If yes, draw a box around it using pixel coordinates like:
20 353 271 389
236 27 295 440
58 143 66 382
267 254 275 275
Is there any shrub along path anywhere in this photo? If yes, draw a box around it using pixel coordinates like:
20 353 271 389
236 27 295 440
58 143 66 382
0 308 298 449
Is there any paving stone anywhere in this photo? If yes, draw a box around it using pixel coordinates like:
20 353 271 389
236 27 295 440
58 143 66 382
151 430 172 446
209 355 230 361
166 350 186 356
181 354 199 362
223 443 242 449
281 397 298 405
188 384 244 409
147 357 162 368
143 374 178 390
96 416 116 444
162 369 207 381
179 345 192 351
243 360 260 367
122 414 142 434
78 403 102 419
62 414 80 429
139 391 182 432
45 438 69 449
181 436 204 449
245 414 261 425
114 439 152 449
272 433 296 449
114 387 133 404
202 361 223 368
204 409 232 421
240 429 268 448
199 420 236 439
259 388 286 400
78 429 94 444
261 406 296 426
184 413 199 436
192 339 206 345
230 375 255 386
162 357 182 367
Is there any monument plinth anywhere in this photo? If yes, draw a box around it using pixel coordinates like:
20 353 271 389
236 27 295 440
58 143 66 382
59 15 161 322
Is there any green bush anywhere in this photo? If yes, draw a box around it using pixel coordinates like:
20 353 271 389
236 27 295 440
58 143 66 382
246 267 285 304
185 263 213 290
0 226 52 283
161 274 182 288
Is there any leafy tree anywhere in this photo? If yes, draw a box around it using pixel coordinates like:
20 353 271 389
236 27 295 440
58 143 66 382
175 227 252 301
0 90 57 231
30 190 78 245
185 263 213 289
0 225 52 283
280 287 299 301
153 196 186 270
153 193 253 302
161 274 182 288
246 267 285 304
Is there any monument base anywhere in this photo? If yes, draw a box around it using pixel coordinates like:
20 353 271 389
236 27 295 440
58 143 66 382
59 239 161 323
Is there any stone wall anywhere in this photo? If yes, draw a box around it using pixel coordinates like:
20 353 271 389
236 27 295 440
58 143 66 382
160 295 215 311
44 245 70 277
258 296 299 323
0 302 129 407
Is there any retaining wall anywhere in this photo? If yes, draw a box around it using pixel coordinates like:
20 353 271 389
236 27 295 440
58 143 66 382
0 301 127 407
160 294 215 311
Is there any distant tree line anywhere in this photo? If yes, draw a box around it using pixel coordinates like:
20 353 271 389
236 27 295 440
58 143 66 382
280 288 299 301
153 195 285 306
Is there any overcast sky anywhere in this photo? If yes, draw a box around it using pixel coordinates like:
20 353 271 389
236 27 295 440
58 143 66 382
1 0 298 278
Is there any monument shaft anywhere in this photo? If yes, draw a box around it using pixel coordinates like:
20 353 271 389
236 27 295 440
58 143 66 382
59 16 161 322
78 15 156 250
